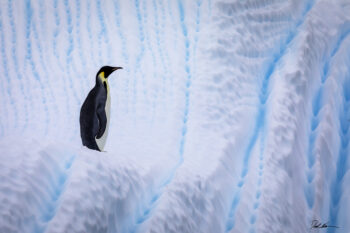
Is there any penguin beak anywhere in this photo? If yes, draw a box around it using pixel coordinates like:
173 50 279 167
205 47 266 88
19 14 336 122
112 67 123 71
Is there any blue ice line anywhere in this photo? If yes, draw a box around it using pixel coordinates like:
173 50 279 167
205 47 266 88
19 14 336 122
97 0 109 50
31 11 52 134
30 0 61 132
208 0 212 16
86 1 97 67
7 0 28 130
195 0 202 33
73 12 82 60
248 127 266 232
159 0 174 98
1 5 20 126
305 86 322 175
38 0 47 34
304 31 350 211
191 0 202 92
35 0 49 76
152 0 168 116
48 3 75 133
113 0 130 63
139 0 157 122
321 30 350 83
63 0 81 106
112 0 131 113
225 1 315 231
160 0 175 102
37 0 57 107
166 0 174 19
177 0 192 159
96 0 103 64
132 0 146 112
139 0 149 102
74 0 87 74
52 0 62 68
165 0 176 98
33 155 76 233
64 0 74 62
225 108 262 231
128 2 192 231
52 0 71 118
166 0 178 53
97 0 111 64
304 85 323 200
158 0 168 52
24 0 49 134
327 77 350 233
152 0 167 80
113 0 130 64
0 7 11 131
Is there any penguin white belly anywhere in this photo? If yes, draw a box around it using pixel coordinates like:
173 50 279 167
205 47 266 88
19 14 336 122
95 92 111 151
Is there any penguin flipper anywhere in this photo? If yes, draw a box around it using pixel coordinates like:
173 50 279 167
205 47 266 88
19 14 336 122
96 103 107 139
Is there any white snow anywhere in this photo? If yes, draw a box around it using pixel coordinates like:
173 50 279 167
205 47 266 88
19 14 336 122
1 0 350 232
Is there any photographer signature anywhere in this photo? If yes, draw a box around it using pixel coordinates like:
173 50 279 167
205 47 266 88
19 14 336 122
311 220 339 229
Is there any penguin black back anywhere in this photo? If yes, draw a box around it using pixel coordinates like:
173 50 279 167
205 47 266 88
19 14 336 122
80 66 122 151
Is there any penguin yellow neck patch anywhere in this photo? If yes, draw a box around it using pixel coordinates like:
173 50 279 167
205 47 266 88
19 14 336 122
99 72 110 93
99 72 107 82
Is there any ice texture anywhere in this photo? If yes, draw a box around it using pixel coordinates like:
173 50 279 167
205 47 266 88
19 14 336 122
1 0 350 232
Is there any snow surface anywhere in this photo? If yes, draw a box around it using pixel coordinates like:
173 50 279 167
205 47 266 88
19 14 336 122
1 0 350 232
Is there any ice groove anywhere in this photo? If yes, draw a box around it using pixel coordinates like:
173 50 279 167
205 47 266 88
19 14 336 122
35 0 59 129
128 1 192 231
63 0 80 106
192 0 202 96
52 0 62 68
165 0 177 99
248 133 265 233
97 0 111 64
133 0 146 113
86 1 97 67
153 0 167 106
225 1 314 231
32 155 76 233
0 6 17 130
32 3 59 134
25 0 51 134
143 0 158 121
7 0 28 130
113 0 131 112
52 0 71 120
159 0 173 98
1 1 350 233
327 67 350 233
74 0 89 92
304 30 350 211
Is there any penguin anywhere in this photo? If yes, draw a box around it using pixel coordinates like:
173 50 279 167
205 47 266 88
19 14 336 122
80 66 122 151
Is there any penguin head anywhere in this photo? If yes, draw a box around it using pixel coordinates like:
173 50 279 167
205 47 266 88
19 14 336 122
97 66 123 78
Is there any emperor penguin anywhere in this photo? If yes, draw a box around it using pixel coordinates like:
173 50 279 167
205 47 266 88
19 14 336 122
80 66 122 151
